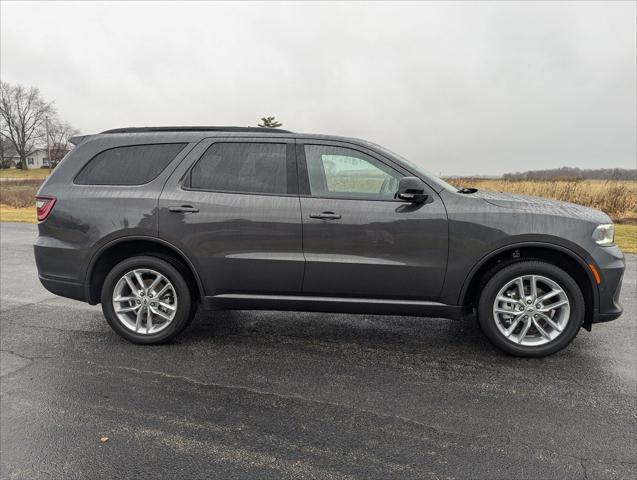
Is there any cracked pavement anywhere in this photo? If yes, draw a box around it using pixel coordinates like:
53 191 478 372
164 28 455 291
1 222 635 479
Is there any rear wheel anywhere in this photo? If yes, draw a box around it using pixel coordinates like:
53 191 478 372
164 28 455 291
477 260 584 357
101 256 194 344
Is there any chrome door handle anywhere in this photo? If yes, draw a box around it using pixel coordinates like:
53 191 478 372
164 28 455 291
168 205 199 213
309 212 341 220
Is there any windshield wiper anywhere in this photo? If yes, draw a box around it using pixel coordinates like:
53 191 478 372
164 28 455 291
457 187 478 194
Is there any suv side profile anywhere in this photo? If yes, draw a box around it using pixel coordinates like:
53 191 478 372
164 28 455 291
34 127 625 357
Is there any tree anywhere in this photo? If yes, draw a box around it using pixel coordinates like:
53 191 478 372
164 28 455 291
503 167 637 181
47 119 80 167
258 116 283 128
0 82 55 169
0 135 16 168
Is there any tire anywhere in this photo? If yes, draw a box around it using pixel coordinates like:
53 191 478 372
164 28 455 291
101 256 194 344
477 260 584 357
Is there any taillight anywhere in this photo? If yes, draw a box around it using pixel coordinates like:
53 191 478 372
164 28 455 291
35 196 57 221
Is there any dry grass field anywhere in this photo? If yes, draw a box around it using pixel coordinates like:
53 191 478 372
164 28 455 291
0 168 51 180
1 171 635 252
0 179 42 208
449 178 637 223
615 224 637 253
447 178 637 253
0 204 35 223
0 170 50 212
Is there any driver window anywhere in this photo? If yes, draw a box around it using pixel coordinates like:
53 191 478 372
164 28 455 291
304 145 401 200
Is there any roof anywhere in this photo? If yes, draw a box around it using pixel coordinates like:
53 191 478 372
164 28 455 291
100 126 293 134
70 126 372 152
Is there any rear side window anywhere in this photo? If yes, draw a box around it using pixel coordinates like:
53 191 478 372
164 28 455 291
188 143 287 194
75 143 186 185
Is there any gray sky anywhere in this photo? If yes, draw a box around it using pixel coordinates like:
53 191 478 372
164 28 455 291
1 1 635 175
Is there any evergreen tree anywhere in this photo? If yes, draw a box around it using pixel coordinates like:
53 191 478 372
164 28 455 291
258 116 283 128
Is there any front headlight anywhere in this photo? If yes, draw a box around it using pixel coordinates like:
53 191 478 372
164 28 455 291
592 223 615 246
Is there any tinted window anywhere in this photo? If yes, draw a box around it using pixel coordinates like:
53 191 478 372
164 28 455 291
304 145 401 200
75 143 186 185
189 143 287 194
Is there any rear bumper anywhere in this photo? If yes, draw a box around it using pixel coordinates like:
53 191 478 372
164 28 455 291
34 237 90 303
591 245 624 324
38 275 87 303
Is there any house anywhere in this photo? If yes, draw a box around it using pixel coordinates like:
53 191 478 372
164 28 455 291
11 149 50 169
6 148 70 169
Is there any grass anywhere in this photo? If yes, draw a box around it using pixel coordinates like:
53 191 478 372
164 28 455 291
0 205 35 223
615 224 637 254
1 174 636 253
447 178 637 252
0 179 41 208
0 168 51 179
1 210 635 253
448 178 637 222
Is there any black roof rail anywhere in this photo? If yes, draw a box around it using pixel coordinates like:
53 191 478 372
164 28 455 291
100 126 292 134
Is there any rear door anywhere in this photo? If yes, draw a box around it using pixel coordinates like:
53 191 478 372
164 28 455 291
297 140 448 300
158 137 304 296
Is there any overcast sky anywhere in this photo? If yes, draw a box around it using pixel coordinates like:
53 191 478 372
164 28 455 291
1 1 635 175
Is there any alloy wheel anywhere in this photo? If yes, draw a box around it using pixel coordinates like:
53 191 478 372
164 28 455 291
111 268 178 335
492 274 570 346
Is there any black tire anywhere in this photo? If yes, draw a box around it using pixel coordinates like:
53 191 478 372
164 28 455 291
477 260 584 357
101 256 194 344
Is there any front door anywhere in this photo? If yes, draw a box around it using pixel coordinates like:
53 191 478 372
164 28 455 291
159 138 304 296
297 141 448 300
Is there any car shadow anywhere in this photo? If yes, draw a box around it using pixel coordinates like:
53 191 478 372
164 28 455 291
176 308 506 359
169 306 602 367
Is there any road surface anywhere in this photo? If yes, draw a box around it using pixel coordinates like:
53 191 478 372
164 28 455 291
1 222 635 479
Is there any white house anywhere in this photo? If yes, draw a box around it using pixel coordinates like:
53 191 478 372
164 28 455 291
8 149 50 169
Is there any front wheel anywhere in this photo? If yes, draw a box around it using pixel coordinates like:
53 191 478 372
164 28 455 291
101 256 194 344
477 260 585 357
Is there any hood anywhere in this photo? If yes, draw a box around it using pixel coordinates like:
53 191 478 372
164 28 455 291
473 190 611 223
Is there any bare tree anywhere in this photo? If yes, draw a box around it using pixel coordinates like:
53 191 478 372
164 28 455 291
47 120 80 167
0 82 55 169
0 135 16 168
258 116 283 128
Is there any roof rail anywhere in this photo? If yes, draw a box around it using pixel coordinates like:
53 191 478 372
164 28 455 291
100 126 292 134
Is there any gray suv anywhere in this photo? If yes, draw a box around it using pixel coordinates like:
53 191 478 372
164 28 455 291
34 127 625 357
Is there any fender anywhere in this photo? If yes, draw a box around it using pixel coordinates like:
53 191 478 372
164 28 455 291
83 235 206 302
458 239 600 314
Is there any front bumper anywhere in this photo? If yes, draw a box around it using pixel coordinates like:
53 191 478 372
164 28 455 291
591 245 624 324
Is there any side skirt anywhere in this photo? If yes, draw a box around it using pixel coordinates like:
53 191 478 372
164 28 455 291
202 294 471 320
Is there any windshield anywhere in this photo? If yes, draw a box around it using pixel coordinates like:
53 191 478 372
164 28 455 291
368 142 459 193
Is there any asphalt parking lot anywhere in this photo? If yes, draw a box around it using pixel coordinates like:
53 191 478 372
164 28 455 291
1 222 635 480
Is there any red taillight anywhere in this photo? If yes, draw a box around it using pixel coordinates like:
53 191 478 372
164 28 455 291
35 196 56 221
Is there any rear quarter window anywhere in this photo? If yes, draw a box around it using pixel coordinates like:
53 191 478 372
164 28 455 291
74 143 187 185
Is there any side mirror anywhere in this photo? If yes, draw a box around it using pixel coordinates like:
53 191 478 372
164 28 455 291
396 176 429 203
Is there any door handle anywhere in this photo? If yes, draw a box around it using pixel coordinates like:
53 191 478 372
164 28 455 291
309 211 341 220
168 205 199 213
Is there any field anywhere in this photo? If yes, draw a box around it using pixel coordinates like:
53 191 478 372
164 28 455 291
0 204 35 223
0 179 43 208
446 178 637 252
0 169 50 213
1 170 635 252
449 178 637 223
0 168 51 180
615 224 637 253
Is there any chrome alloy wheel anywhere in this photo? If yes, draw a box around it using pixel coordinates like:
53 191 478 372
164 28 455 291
493 275 570 346
112 268 178 335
